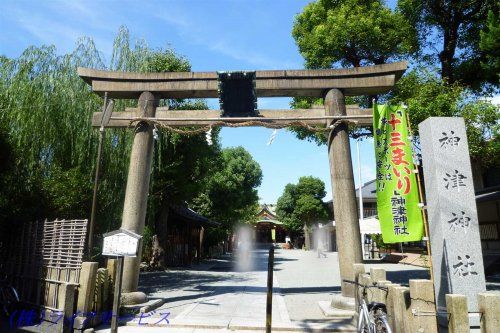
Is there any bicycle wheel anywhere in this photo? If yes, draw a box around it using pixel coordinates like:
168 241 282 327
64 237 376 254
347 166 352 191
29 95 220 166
374 315 391 333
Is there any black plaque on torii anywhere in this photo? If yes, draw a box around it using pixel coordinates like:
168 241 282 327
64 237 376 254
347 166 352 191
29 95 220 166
218 71 258 117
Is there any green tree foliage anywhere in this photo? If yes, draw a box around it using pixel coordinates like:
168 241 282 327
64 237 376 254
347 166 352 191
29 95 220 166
0 27 262 265
0 124 46 223
293 0 418 69
288 96 368 145
0 41 106 223
193 147 263 229
390 69 500 168
291 0 417 143
275 184 301 230
276 176 328 249
291 0 499 169
0 27 214 231
397 0 498 87
479 10 500 79
191 147 262 248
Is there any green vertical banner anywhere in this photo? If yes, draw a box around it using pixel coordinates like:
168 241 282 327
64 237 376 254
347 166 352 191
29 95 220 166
373 104 424 243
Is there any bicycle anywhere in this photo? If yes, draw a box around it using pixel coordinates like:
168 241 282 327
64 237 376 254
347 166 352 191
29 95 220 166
0 275 19 317
343 279 392 333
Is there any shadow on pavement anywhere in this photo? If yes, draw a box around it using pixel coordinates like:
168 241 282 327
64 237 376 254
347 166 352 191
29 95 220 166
138 269 251 295
279 286 341 295
386 269 430 285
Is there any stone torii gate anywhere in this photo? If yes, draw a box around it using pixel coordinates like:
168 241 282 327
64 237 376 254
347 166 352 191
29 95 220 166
78 62 407 302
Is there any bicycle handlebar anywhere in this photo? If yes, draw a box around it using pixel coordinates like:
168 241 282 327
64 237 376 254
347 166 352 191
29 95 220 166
342 279 388 292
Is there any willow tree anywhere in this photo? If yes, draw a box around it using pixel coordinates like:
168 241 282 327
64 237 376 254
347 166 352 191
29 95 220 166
0 27 220 260
0 41 106 224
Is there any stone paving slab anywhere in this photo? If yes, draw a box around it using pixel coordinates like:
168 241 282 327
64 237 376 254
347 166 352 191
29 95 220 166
93 249 438 332
120 251 294 330
273 249 429 322
111 249 358 332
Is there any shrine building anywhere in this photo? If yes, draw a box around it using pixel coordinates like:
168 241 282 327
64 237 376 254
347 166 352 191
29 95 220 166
252 204 287 244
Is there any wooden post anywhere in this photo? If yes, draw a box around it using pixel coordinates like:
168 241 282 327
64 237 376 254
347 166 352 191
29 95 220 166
96 268 109 315
111 256 124 333
107 259 117 284
325 88 363 298
197 226 201 263
120 92 157 293
88 93 108 258
266 246 274 333
200 226 205 259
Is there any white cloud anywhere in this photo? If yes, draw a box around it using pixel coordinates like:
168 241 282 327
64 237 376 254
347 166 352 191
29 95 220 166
152 6 300 69
18 14 86 48
4 1 117 57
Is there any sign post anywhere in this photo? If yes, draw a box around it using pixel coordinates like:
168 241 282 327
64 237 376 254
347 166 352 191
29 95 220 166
102 229 142 333
111 256 123 333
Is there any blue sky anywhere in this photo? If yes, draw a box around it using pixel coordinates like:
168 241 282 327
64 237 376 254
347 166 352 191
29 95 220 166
0 0 377 203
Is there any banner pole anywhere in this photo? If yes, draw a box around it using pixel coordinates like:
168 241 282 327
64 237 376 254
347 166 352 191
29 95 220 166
404 109 434 283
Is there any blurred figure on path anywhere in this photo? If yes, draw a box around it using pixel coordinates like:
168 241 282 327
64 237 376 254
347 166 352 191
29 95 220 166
317 235 327 258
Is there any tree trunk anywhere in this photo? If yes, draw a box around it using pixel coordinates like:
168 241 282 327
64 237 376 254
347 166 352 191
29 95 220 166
150 204 169 270
303 223 311 250
227 232 234 253
439 19 459 83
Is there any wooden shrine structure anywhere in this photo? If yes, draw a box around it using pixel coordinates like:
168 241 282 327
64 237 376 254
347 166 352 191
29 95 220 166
78 61 407 301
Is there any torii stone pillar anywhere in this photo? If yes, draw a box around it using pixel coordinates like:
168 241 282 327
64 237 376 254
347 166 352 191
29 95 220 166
121 91 157 294
325 89 363 298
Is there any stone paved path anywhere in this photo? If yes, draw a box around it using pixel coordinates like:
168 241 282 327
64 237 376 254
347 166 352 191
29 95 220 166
94 248 431 332
274 249 429 322
124 249 304 331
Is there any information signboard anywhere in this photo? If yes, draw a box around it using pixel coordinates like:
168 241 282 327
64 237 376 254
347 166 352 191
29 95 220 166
102 228 141 257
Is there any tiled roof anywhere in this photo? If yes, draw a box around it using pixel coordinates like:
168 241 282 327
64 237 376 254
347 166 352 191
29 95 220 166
169 204 220 227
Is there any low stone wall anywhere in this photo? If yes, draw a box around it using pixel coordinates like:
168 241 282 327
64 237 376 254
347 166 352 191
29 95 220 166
353 263 500 333
72 261 115 332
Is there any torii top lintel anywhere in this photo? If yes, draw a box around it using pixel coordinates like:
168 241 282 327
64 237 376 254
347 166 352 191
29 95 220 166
78 61 407 99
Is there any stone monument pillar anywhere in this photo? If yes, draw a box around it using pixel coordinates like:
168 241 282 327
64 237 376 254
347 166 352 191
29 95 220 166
121 91 158 294
419 117 486 326
325 89 363 298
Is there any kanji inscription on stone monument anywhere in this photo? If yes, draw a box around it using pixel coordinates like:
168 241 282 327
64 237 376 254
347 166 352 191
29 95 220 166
419 117 486 316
